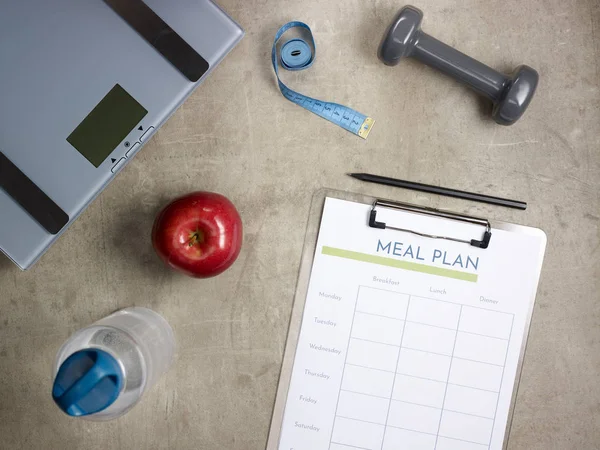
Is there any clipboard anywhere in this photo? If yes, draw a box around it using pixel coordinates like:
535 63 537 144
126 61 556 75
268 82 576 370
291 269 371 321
267 189 546 450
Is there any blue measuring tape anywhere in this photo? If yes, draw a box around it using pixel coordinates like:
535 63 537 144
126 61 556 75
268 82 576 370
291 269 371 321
272 21 375 139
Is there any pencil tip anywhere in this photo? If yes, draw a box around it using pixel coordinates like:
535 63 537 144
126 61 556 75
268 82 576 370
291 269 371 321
348 173 360 178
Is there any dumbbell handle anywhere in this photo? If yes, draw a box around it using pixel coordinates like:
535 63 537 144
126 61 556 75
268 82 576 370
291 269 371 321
411 32 507 102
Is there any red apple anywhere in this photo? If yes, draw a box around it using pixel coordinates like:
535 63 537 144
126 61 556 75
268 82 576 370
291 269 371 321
151 192 243 278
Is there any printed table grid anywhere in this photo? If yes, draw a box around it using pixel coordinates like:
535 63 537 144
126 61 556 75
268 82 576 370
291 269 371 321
329 286 515 450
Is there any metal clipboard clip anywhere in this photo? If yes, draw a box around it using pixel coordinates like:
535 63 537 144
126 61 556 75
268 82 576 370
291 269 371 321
368 199 492 249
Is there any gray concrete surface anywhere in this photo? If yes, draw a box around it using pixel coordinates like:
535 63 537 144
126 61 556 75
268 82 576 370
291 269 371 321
1 0 599 448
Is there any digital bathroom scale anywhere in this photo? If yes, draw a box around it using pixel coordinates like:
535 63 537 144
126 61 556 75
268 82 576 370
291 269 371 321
0 0 243 269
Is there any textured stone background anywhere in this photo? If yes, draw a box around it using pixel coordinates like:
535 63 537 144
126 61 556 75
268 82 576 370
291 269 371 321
1 0 599 448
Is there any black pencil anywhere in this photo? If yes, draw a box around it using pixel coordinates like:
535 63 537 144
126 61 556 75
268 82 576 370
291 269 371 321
349 173 527 210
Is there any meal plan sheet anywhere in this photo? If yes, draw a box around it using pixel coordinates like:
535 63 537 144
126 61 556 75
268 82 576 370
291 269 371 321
276 197 546 450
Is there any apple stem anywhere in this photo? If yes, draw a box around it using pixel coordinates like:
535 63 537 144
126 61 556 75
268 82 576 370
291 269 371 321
188 229 204 247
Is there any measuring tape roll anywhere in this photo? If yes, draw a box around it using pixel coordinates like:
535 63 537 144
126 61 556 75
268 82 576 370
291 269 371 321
271 21 375 139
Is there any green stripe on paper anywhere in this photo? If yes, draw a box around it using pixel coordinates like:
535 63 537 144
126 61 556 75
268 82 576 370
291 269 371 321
321 246 478 283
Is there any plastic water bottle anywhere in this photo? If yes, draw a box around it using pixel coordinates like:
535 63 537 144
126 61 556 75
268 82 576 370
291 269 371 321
52 307 175 420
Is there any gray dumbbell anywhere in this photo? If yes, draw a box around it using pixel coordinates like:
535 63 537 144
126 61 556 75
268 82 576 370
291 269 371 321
378 5 538 125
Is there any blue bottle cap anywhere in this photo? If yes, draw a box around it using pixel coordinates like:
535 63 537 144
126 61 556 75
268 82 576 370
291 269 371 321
52 349 123 417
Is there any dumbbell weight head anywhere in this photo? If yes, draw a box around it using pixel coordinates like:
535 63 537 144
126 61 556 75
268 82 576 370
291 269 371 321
492 65 538 125
378 5 538 125
378 5 423 65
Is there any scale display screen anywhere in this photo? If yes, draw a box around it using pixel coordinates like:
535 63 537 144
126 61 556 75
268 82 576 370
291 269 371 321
67 84 147 167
